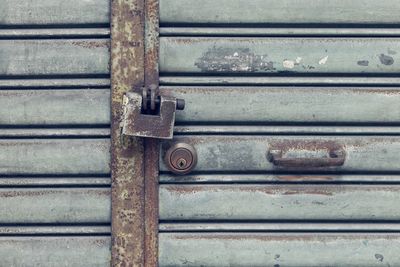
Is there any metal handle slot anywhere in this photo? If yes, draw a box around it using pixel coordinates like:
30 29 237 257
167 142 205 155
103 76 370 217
267 148 346 168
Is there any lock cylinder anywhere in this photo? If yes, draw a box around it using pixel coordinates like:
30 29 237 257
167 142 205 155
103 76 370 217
164 143 197 175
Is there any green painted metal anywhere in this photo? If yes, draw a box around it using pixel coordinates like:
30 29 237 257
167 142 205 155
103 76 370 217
163 86 400 124
0 0 109 25
160 0 400 25
0 39 109 76
160 37 400 74
159 233 400 267
160 184 400 221
160 136 400 172
0 139 110 175
0 89 109 125
0 237 110 266
0 188 110 223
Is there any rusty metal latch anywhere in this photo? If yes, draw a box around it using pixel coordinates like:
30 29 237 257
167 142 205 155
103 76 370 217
121 85 185 139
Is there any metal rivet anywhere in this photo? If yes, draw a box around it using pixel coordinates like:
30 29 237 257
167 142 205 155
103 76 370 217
164 143 197 175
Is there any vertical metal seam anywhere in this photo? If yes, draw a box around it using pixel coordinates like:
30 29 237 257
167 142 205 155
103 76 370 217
111 0 146 266
144 0 160 266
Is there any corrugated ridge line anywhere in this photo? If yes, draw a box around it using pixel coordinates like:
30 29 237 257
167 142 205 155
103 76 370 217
0 226 110 235
160 27 400 37
0 79 110 88
0 28 110 38
159 222 400 232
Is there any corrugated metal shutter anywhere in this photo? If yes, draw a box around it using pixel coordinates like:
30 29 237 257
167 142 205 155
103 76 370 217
0 0 111 265
158 0 400 266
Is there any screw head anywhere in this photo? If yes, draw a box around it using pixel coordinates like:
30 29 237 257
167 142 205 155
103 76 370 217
164 143 197 175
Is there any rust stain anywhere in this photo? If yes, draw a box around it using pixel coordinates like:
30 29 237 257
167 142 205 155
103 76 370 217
71 40 110 49
110 0 146 266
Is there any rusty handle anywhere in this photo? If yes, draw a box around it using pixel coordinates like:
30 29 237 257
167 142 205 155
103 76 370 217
267 149 346 168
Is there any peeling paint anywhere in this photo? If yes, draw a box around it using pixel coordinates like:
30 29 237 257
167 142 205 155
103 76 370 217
283 60 295 69
195 47 274 72
379 54 394 65
357 60 369 67
319 56 329 65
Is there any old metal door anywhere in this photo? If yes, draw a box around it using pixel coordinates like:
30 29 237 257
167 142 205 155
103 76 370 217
1 0 400 266
117 0 400 266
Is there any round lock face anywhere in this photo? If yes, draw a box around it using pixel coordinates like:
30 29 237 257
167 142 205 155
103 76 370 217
164 143 197 175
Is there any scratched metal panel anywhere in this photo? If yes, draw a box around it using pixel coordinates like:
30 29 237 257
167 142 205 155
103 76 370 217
160 0 400 25
0 0 109 26
0 139 110 175
161 136 400 172
160 37 400 74
0 236 110 266
162 87 400 124
159 233 400 267
160 184 400 221
0 89 110 125
0 39 109 76
0 188 110 223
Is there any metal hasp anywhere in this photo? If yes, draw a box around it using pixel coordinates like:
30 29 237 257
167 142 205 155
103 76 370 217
121 87 185 139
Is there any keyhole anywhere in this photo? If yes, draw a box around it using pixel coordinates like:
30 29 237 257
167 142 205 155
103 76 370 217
176 158 187 169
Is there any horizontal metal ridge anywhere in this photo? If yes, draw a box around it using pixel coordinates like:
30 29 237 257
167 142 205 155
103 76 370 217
160 76 400 86
0 226 110 235
160 223 400 232
0 129 110 138
174 126 400 135
0 177 111 187
0 79 110 88
0 28 110 38
161 27 400 37
159 174 400 184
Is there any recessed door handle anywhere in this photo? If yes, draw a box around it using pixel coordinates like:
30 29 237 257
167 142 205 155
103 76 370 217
267 148 346 168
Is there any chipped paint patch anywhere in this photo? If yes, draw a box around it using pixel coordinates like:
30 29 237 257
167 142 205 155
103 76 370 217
283 60 295 69
379 54 394 65
195 47 274 72
357 60 369 67
319 56 329 65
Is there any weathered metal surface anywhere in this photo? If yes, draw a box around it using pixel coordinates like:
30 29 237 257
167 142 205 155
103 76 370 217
0 128 110 138
143 0 161 265
160 76 400 86
159 233 400 267
0 89 109 125
173 126 400 135
161 27 400 37
160 174 400 184
160 38 400 74
0 0 109 25
0 28 110 38
160 136 400 172
160 184 400 221
122 92 178 139
0 188 110 223
163 86 400 124
0 39 109 76
159 223 400 232
0 226 110 235
160 0 400 25
110 0 146 265
0 177 111 187
0 236 110 266
0 78 110 88
0 139 110 175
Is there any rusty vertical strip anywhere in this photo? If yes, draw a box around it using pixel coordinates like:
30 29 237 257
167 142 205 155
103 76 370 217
144 0 160 266
111 0 146 266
